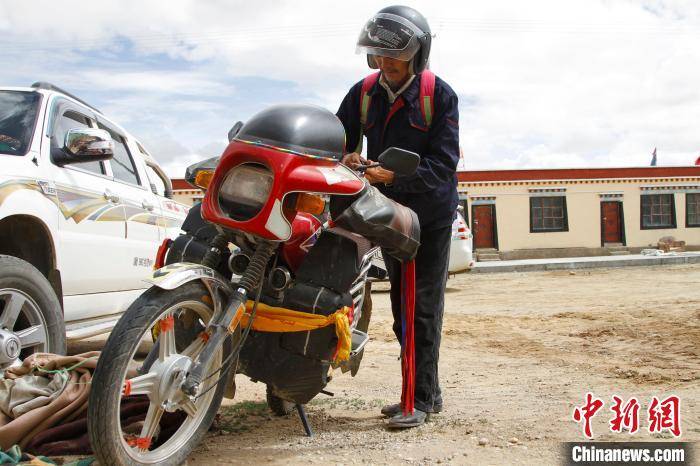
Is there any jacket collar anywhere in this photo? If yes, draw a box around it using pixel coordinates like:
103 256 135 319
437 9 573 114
368 72 421 105
378 74 415 103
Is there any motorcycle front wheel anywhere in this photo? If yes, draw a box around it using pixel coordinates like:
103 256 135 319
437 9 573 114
88 282 231 466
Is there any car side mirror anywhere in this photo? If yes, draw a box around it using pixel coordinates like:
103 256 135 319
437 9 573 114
53 128 114 166
378 147 420 176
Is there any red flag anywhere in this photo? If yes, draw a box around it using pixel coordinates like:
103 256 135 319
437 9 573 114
695 156 700 166
400 259 416 415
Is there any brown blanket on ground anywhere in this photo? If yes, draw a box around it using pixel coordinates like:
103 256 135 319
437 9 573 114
0 372 66 419
0 352 183 456
0 352 99 450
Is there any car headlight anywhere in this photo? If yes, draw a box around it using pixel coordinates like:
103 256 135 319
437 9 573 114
218 163 273 221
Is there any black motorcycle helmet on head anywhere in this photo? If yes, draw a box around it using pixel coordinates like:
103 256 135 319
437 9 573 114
356 5 432 75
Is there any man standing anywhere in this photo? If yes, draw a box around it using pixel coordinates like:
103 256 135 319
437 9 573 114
336 5 460 428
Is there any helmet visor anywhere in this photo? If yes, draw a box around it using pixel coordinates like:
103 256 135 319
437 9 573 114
356 13 422 61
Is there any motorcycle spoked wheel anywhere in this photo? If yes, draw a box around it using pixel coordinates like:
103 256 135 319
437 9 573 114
88 282 232 466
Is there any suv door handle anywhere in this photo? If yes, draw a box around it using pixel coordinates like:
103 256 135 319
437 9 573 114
103 190 120 203
142 200 155 211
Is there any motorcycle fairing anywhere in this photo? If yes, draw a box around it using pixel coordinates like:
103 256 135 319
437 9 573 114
202 142 364 241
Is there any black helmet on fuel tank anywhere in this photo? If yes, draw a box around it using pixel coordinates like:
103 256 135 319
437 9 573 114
236 104 346 162
356 5 432 75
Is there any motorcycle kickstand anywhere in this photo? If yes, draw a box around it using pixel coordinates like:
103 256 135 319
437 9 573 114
296 404 313 437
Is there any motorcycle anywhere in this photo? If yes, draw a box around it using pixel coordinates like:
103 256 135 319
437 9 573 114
87 104 421 465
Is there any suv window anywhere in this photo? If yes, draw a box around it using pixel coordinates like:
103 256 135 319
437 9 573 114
145 165 166 197
98 123 140 186
53 110 105 175
137 142 169 197
0 91 41 156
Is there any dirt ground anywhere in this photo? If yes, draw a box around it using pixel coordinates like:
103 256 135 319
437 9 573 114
182 263 699 465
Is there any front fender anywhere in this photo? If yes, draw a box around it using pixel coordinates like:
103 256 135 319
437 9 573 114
148 262 231 290
148 262 235 313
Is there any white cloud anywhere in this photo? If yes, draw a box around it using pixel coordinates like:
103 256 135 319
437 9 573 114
1 0 699 176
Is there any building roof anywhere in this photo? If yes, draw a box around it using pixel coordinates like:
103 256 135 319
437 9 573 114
172 166 700 190
172 179 193 190
457 166 700 183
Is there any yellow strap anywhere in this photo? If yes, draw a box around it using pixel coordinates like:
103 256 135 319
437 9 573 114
242 302 352 363
152 301 353 364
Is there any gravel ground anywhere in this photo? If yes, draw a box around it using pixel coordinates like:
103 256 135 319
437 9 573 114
186 263 700 465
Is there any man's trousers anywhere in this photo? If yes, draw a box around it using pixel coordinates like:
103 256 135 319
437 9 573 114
382 224 451 413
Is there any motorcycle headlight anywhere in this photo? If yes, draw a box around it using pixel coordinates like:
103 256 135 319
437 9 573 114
218 163 273 221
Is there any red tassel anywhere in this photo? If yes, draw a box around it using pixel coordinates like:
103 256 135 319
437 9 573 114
401 259 416 415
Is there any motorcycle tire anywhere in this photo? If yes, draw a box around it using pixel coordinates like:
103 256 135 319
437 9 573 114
266 384 295 416
88 282 231 466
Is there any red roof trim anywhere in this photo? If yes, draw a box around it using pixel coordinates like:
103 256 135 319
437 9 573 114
172 167 700 189
171 179 192 190
457 166 700 182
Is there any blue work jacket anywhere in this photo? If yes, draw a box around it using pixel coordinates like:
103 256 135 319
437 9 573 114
336 73 460 231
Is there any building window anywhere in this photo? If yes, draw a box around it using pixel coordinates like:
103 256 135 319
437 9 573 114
530 196 568 232
687 193 700 227
641 194 675 229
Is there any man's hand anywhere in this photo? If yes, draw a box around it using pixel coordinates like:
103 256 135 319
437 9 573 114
341 152 368 170
365 166 395 185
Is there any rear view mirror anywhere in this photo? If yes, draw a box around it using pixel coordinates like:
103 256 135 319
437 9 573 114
378 147 420 176
228 121 243 142
54 128 114 166
66 128 114 157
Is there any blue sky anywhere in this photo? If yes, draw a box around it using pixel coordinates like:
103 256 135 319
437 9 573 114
1 0 699 176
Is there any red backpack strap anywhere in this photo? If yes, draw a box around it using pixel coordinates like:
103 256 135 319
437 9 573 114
355 72 380 153
419 70 436 128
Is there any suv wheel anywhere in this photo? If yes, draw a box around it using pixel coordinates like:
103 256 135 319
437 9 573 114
0 255 66 372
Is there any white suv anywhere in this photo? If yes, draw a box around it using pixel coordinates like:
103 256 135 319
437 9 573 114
449 210 475 273
0 82 187 371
